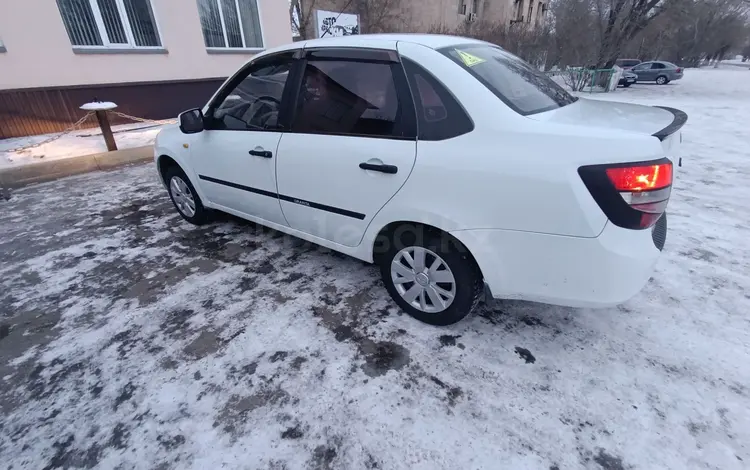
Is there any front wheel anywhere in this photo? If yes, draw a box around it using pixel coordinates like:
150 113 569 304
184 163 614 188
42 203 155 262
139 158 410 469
379 230 483 326
656 75 669 85
165 166 211 225
623 82 632 88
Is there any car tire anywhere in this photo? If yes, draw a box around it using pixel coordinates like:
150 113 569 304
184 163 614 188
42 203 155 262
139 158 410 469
656 75 669 85
378 227 483 326
164 165 211 225
623 83 631 88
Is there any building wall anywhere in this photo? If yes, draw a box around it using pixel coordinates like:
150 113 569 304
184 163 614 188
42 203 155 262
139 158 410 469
302 0 544 37
0 0 292 90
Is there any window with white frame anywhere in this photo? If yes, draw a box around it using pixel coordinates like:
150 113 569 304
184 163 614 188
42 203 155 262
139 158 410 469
56 0 162 49
197 0 264 50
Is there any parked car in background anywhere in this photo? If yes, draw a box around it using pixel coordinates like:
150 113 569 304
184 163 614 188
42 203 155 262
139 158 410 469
632 61 684 84
155 34 686 326
619 71 638 87
616 59 641 70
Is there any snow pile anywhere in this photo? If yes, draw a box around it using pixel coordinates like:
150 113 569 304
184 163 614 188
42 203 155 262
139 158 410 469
0 122 166 169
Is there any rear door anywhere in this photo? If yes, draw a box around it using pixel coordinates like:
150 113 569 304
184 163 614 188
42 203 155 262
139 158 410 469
652 62 668 78
274 47 418 247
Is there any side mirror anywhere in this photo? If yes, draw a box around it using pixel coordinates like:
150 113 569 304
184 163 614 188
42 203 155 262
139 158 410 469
179 108 204 134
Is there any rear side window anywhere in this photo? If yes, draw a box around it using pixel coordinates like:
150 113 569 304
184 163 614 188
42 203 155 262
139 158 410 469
401 58 473 141
653 63 666 69
292 59 414 139
440 45 576 116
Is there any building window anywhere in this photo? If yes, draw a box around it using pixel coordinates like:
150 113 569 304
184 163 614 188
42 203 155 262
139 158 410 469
197 0 264 50
56 0 162 49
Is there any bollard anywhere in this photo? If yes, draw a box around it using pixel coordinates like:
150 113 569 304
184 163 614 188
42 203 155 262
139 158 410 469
80 101 118 152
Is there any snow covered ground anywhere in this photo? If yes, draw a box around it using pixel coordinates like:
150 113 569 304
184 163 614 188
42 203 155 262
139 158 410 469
1 67 749 470
0 122 167 169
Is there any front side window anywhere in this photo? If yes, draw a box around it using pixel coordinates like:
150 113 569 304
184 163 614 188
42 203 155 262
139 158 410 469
196 0 263 49
633 63 651 71
56 0 161 48
440 45 576 116
209 54 293 131
292 59 410 139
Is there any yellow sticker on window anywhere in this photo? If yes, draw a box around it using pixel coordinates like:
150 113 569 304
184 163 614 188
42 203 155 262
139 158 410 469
456 50 486 67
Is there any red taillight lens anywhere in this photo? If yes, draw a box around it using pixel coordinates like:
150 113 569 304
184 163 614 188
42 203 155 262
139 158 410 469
606 163 673 191
578 159 674 230
606 162 673 228
676 68 682 73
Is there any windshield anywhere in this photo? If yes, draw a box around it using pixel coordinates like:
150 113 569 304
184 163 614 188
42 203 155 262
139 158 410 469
440 45 576 116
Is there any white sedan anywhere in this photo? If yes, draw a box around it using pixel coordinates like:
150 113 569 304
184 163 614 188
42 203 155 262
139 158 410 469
154 34 686 326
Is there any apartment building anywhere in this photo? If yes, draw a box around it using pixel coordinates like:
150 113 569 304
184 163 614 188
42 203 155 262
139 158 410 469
0 0 291 138
424 0 548 30
300 0 548 38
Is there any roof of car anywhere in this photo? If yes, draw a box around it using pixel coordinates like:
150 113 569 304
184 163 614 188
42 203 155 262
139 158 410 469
267 34 486 55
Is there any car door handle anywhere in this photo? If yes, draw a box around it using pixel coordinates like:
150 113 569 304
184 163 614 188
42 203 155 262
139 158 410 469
359 162 398 174
249 149 272 158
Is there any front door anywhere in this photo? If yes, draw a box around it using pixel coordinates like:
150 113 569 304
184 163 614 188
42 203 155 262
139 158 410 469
189 52 296 226
275 48 418 247
633 62 656 81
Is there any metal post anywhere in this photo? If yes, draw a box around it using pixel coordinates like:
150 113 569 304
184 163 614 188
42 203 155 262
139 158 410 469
95 110 117 151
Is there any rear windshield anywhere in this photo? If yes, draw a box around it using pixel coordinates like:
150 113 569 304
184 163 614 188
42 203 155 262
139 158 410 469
440 45 576 116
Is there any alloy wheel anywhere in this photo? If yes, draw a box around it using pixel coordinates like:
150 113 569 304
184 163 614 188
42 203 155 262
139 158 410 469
170 176 196 217
390 246 456 313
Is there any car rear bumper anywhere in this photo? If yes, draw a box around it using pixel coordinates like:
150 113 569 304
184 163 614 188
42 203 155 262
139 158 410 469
452 219 664 308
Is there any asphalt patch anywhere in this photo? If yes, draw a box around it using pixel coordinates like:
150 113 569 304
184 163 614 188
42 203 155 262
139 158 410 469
515 347 536 364
593 449 626 470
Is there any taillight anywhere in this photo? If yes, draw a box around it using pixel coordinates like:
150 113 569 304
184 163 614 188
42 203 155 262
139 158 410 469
676 68 682 73
578 159 673 230
605 163 672 191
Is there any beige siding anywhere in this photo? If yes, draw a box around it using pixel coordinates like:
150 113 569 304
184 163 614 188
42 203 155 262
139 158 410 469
0 0 292 90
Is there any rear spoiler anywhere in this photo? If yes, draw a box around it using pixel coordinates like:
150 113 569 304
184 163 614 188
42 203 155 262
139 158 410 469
652 106 688 141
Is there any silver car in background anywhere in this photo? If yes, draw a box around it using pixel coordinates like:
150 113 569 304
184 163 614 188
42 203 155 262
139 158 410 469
631 61 684 85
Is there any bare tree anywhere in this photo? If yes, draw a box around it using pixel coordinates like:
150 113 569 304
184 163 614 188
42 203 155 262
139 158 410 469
353 0 411 33
592 0 685 68
546 0 599 67
290 0 318 40
632 0 750 66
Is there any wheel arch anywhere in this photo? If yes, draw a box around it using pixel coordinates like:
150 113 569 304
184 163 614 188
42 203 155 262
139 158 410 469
155 153 210 206
370 220 484 280
156 154 179 185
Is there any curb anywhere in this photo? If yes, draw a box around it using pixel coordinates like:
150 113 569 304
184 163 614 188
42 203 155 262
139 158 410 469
0 145 153 189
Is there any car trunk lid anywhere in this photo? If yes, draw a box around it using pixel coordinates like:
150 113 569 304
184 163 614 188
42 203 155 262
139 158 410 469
527 97 685 139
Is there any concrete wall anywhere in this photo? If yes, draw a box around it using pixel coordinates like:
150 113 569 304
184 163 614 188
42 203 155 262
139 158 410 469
0 0 292 90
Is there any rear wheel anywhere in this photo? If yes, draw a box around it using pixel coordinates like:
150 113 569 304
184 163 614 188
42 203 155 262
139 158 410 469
656 75 669 85
378 227 483 326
